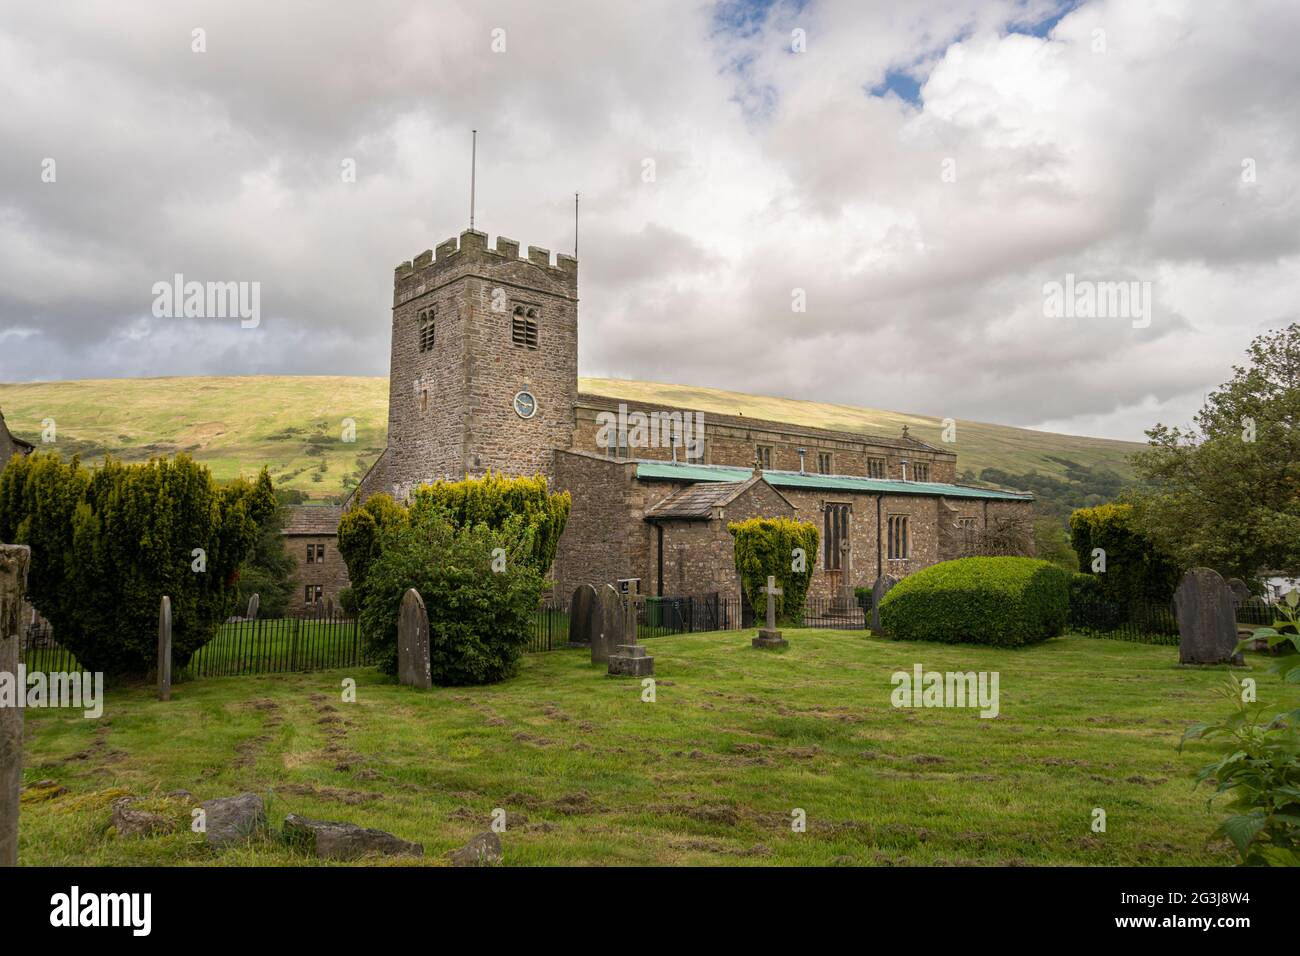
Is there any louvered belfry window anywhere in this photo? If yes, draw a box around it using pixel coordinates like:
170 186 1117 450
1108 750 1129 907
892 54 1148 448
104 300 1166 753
512 304 539 349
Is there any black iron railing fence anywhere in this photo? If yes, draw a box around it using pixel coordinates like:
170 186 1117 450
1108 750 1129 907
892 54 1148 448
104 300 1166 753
179 614 372 678
526 592 874 651
20 594 1279 675
18 614 372 679
1067 597 1275 646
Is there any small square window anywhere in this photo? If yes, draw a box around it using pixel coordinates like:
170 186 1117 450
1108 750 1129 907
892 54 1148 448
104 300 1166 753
817 452 832 475
755 445 772 469
913 462 930 482
867 457 887 479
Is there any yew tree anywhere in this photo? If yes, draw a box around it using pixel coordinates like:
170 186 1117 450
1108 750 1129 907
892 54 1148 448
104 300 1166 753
0 452 275 677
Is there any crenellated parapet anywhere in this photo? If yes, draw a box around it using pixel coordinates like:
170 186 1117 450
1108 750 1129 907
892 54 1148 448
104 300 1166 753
393 229 577 294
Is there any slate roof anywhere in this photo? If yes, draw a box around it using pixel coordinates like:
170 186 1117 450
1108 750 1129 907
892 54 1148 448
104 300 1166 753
574 392 946 454
283 505 342 536
635 461 1032 502
644 481 752 520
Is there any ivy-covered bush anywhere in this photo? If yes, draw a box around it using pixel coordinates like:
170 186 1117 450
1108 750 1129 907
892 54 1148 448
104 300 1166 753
358 510 545 684
0 452 275 676
878 556 1070 646
1069 503 1181 606
727 517 819 625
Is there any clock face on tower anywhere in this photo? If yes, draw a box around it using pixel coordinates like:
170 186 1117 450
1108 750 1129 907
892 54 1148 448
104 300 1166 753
513 390 538 419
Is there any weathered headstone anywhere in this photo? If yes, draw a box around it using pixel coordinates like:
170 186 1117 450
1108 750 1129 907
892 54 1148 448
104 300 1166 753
397 588 432 689
870 574 898 632
752 575 788 649
608 595 654 676
0 544 31 867
156 595 172 702
246 592 260 620
567 584 597 647
326 596 335 619
1175 567 1243 665
590 584 624 665
1226 577 1251 605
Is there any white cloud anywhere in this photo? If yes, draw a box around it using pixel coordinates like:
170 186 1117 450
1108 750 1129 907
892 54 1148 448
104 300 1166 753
0 0 1297 442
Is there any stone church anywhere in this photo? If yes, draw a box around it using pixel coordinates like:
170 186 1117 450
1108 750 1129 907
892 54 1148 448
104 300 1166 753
288 226 1033 614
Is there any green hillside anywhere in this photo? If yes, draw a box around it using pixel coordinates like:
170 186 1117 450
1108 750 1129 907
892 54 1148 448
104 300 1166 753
0 376 1145 502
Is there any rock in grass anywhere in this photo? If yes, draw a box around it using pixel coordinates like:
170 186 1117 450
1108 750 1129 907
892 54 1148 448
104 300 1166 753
283 814 423 861
110 797 177 838
449 831 503 867
200 792 267 848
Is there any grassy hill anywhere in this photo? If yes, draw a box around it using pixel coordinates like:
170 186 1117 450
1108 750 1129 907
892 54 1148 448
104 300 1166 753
0 376 1145 501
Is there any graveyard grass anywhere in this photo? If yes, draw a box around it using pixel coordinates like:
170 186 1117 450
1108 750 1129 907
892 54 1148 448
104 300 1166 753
19 630 1298 866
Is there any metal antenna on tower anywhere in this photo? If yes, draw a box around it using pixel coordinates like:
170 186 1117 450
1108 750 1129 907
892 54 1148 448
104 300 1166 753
470 129 477 230
574 192 579 258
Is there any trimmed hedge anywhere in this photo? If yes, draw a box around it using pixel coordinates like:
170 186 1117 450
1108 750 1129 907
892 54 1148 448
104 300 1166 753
878 556 1070 647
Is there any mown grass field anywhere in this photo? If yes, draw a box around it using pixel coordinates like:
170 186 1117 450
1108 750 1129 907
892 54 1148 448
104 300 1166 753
18 629 1293 867
0 376 1144 500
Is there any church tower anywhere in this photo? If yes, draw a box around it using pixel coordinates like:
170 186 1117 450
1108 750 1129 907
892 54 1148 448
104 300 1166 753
383 229 578 499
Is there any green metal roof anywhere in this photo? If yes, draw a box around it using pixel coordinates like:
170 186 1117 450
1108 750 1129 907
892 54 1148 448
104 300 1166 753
633 461 1032 501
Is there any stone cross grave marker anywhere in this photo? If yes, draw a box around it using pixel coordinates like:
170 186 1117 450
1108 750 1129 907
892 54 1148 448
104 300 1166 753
568 584 597 647
752 575 788 649
1 544 31 867
1175 567 1243 665
397 588 432 689
157 595 172 701
870 574 897 632
591 584 624 665
246 592 260 620
609 594 654 676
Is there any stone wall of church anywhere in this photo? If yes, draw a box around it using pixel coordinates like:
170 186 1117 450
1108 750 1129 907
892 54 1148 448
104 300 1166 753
570 406 957 483
654 480 795 600
551 450 661 600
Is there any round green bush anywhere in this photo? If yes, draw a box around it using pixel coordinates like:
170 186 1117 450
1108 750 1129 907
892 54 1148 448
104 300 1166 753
878 557 1070 647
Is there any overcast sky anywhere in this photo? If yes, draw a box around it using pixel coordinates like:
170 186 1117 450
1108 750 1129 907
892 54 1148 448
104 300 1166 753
1 0 1297 441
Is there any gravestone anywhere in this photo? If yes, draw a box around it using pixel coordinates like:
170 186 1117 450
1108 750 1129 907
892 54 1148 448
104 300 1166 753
752 575 788 649
590 584 624 665
0 544 31 867
1175 567 1243 665
1226 577 1251 605
397 588 432 689
156 595 172 702
246 592 260 621
608 595 654 676
870 574 898 632
315 598 327 620
567 584 597 647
